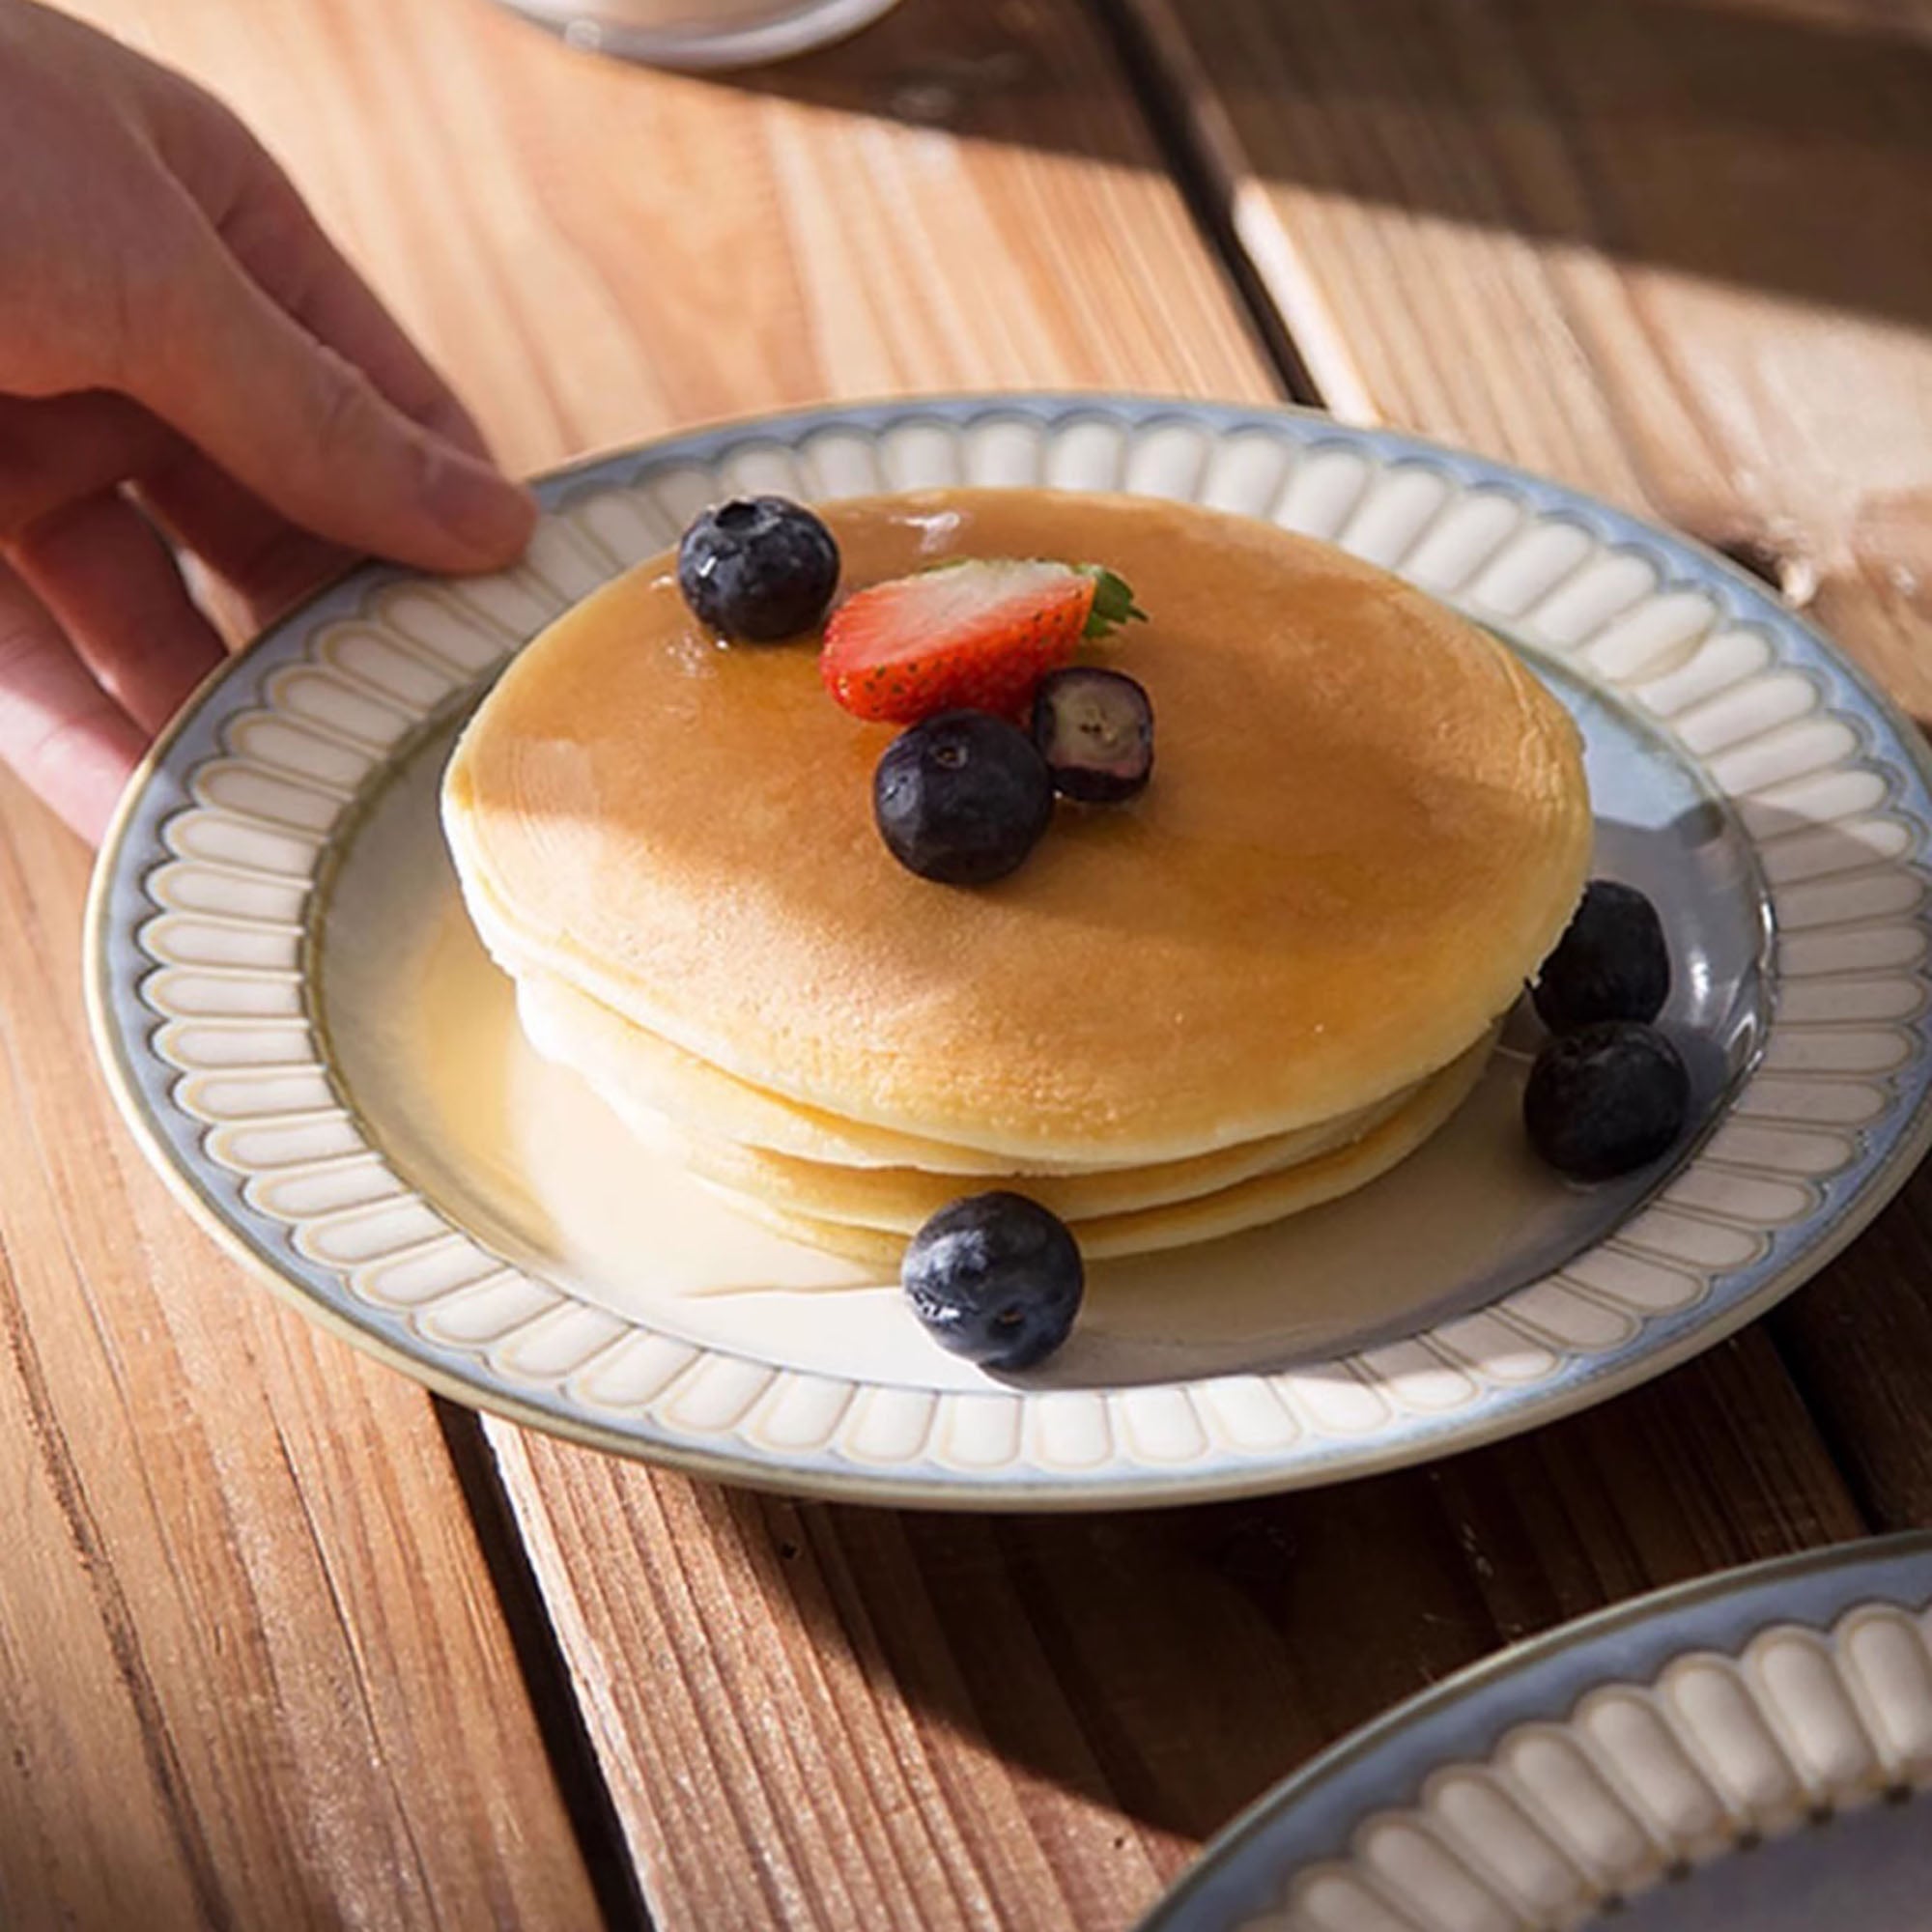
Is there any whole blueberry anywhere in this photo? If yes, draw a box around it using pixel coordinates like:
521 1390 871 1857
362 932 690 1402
902 1192 1085 1371
676 497 840 642
873 710 1054 885
1532 879 1671 1033
1524 1021 1691 1180
1031 666 1154 803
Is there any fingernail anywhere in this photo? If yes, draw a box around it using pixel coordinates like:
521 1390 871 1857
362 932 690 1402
420 442 537 561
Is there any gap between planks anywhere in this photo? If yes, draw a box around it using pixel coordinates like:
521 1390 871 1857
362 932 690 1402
434 1401 658 1932
1082 0 1926 1527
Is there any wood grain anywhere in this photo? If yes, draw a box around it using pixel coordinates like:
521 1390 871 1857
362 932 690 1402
30 0 1912 1927
1117 0 1932 1532
0 771 600 1930
161 1 1865 1924
29 1 1264 1925
1118 0 1932 685
491 1337 1858 1932
71 0 1273 462
196 2 1865 1925
1769 1164 1932 1524
453 4 1874 1916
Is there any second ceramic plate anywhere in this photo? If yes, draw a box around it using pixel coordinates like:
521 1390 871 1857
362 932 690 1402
1141 1534 1932 1931
88 396 1932 1505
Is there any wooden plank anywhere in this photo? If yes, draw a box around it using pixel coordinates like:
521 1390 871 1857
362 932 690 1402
0 772 601 1930
1116 0 1932 1528
69 0 1274 463
381 5 1856 1927
50 0 1880 1926
494 1336 1857 1932
17 1 1254 1924
1116 0 1932 696
7 14 619 1902
1767 1165 1932 1524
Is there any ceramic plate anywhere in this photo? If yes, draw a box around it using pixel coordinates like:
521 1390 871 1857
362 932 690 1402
1140 1534 1932 1930
87 396 1932 1506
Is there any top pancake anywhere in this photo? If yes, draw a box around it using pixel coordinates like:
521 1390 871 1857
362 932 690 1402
443 488 1590 1166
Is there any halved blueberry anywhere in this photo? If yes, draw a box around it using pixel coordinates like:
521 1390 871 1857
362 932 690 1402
1030 666 1154 803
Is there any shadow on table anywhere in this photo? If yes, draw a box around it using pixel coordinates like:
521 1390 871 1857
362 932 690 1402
684 0 1932 335
753 1286 1888 1848
424 707 1921 1848
764 1458 1518 1850
760 1128 1929 1846
722 786 1932 1840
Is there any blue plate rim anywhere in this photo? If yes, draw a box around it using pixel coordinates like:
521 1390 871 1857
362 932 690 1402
1137 1528 1932 1930
83 391 1932 1506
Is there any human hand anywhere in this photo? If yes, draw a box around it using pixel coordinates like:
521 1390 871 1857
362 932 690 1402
0 1 536 842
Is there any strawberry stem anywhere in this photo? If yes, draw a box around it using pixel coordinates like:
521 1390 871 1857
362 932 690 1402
1076 565 1148 639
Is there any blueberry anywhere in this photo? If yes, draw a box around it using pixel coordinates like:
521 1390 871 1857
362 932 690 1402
1532 879 1671 1032
874 710 1054 885
676 497 839 642
1030 666 1154 803
902 1192 1084 1371
1523 1022 1691 1180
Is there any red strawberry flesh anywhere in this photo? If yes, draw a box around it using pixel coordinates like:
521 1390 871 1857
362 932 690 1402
822 559 1102 724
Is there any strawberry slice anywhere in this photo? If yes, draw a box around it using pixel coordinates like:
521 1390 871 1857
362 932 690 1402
820 559 1144 724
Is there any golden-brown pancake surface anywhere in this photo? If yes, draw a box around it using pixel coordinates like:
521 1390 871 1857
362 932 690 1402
444 489 1589 1166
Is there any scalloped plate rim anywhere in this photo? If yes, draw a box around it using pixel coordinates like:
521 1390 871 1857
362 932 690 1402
1138 1529 1932 1931
84 391 1932 1508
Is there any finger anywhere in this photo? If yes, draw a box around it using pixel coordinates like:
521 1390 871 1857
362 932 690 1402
12 490 225 734
126 193 535 576
0 562 145 844
139 449 352 630
0 391 174 538
150 76 494 462
211 151 495 462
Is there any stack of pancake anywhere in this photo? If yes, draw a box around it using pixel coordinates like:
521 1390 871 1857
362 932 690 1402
442 489 1591 1268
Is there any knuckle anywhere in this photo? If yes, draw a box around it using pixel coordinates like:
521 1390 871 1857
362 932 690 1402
92 206 214 393
304 348 386 462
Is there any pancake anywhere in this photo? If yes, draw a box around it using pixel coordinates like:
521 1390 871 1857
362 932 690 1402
444 487 1589 1174
507 946 1403 1189
512 939 1046 1177
670 1075 1427 1230
698 1035 1494 1267
494 892 1118 1176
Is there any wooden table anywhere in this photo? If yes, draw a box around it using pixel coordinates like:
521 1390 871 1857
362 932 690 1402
6 0 1930 1924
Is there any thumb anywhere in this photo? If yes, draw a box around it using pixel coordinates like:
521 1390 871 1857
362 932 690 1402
126 211 536 575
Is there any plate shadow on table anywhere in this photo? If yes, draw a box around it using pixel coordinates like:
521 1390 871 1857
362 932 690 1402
718 1327 1867 1850
753 1174 1927 1860
1763 1149 1932 1528
656 0 1932 333
632 789 1925 1845
278 486 1932 1851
